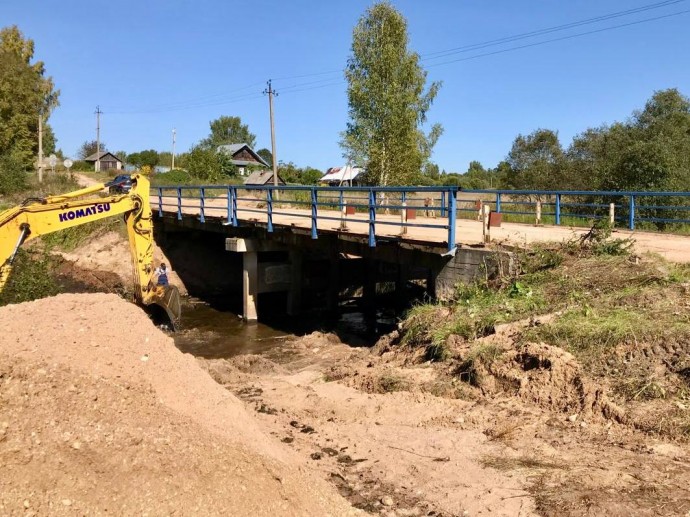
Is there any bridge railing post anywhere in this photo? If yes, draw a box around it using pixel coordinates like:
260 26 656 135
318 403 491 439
447 188 457 252
267 188 274 232
199 187 205 223
157 188 163 218
311 188 318 239
368 189 377 247
629 194 636 230
495 192 502 213
176 187 182 221
226 186 231 224
555 194 561 226
231 186 238 227
440 191 446 217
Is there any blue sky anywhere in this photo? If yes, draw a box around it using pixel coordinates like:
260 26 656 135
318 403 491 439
3 0 689 172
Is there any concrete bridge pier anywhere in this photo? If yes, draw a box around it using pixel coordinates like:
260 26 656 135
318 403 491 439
226 237 292 321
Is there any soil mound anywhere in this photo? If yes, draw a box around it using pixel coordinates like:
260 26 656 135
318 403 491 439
0 293 355 516
474 342 625 421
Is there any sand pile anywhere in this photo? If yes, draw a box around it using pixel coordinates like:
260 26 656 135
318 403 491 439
0 293 354 516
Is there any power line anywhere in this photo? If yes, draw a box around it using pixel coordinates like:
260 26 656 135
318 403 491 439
422 0 687 60
426 8 690 68
104 1 689 114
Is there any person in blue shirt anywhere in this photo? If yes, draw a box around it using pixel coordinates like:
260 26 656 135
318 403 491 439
155 263 169 286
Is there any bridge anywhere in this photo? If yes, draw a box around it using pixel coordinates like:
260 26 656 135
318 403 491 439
152 184 690 320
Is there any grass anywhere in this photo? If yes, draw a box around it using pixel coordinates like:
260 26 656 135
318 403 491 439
378 372 411 393
0 249 61 306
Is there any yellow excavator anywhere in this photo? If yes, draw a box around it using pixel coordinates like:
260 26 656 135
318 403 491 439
0 174 181 329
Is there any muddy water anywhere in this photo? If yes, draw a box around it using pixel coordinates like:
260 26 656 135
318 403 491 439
172 298 397 359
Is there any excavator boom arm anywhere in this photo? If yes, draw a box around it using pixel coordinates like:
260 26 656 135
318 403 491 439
0 175 180 328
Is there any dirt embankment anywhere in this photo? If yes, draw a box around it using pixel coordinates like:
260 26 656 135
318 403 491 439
0 294 357 516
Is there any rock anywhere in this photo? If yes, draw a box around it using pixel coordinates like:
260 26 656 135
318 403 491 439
381 495 394 506
568 414 578 422
72 441 81 450
140 354 149 362
23 500 30 508
62 499 72 506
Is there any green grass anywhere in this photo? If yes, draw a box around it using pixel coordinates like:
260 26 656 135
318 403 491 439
0 249 61 306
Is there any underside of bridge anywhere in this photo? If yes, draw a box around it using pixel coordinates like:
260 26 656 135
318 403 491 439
154 215 513 322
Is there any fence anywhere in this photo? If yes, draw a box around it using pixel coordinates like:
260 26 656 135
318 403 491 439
459 189 690 231
153 185 690 251
153 185 460 252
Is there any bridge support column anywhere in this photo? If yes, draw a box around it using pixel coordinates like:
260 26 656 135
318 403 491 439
287 250 302 316
242 251 258 322
327 249 340 311
363 259 377 323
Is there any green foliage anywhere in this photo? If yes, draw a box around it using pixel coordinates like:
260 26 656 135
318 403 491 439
185 145 223 181
342 2 442 186
127 149 159 169
505 129 564 190
152 168 192 184
78 140 103 160
577 220 635 256
499 89 690 197
41 217 123 252
0 153 28 194
202 116 256 149
257 148 273 167
0 249 60 306
0 26 59 170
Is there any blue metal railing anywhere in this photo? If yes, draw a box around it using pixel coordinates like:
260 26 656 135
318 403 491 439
153 184 460 252
153 185 690 251
462 189 690 231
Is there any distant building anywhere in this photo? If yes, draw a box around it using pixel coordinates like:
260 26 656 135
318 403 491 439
217 143 270 176
320 165 364 186
85 151 123 172
243 170 285 186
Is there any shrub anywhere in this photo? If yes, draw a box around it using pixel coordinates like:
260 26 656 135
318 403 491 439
0 154 28 194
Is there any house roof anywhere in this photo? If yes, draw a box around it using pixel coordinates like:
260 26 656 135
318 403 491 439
320 165 364 184
84 151 121 162
243 170 285 185
217 143 270 167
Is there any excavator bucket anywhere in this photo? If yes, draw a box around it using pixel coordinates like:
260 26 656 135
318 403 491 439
145 285 182 331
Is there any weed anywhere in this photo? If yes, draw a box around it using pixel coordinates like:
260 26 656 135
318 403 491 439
0 249 60 306
378 373 410 393
41 217 124 251
456 343 504 386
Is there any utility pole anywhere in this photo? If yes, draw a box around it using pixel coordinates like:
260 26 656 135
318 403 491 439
95 105 102 172
264 80 278 187
37 113 44 183
171 128 176 170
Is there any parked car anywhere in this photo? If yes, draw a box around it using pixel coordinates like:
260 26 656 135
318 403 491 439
108 174 133 194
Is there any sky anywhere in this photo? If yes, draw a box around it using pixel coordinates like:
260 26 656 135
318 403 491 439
2 0 689 173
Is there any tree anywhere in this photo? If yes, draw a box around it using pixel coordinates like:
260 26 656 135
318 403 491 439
505 129 565 190
128 149 159 169
185 145 223 181
300 167 323 185
341 2 442 186
78 140 105 159
257 148 273 167
0 25 59 170
201 116 256 150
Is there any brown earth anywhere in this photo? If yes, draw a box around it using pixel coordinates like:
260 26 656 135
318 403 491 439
7 197 690 516
0 294 358 516
199 329 690 516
